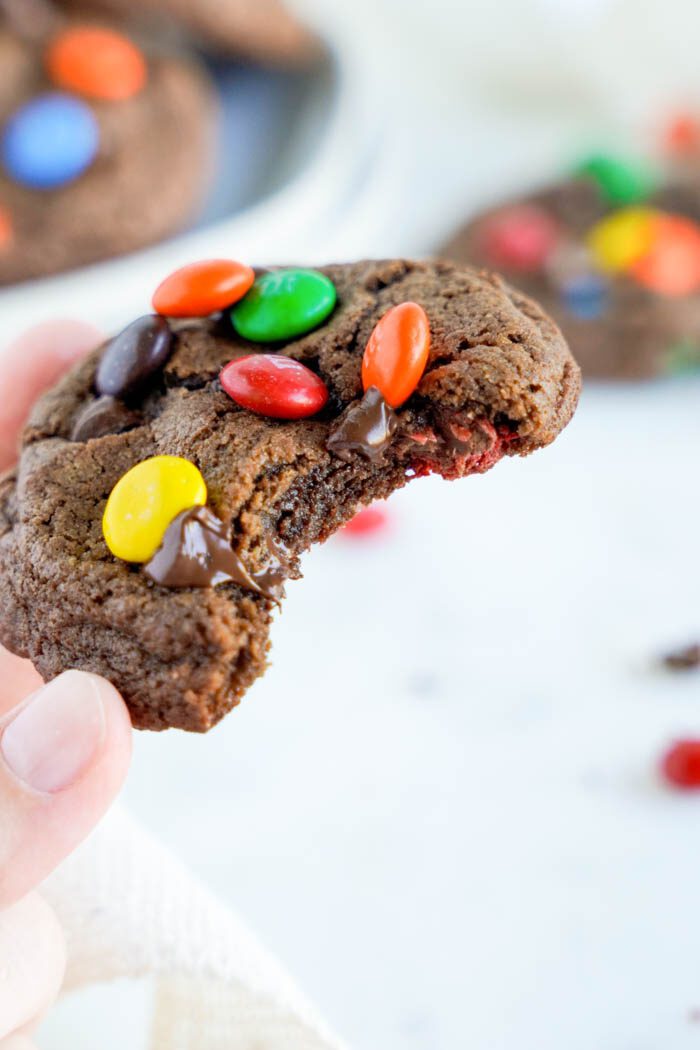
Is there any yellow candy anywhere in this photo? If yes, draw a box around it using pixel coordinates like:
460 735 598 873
103 455 207 563
587 207 657 274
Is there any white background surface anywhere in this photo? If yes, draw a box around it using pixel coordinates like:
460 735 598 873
19 0 700 1045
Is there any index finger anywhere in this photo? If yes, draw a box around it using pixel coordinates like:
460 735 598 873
0 320 102 472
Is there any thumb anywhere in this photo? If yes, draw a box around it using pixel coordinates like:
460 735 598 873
0 670 132 908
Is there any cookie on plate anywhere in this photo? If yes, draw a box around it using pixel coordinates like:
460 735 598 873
0 0 214 284
57 0 318 65
441 153 700 379
0 258 580 731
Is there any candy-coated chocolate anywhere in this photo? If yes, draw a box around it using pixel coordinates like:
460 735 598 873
231 268 336 342
664 341 700 375
630 215 700 296
480 205 559 272
664 113 700 157
46 26 147 101
220 354 329 419
1 93 99 189
153 259 255 317
561 274 608 320
342 504 389 537
661 739 700 789
587 207 656 273
362 302 430 408
95 315 173 399
103 455 207 563
0 208 12 250
577 154 656 206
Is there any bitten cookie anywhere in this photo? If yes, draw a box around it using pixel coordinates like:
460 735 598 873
0 0 214 284
441 152 700 379
57 0 318 65
0 258 580 732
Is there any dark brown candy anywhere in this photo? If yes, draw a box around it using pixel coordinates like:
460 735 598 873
95 315 173 399
326 386 398 463
663 643 700 671
143 505 288 601
71 396 141 442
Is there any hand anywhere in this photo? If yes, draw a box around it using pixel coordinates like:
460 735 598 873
0 322 133 1048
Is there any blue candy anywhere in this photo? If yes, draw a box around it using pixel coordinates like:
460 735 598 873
1 93 99 190
561 273 609 320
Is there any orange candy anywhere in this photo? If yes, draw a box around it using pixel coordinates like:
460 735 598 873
362 301 430 408
631 215 700 296
46 26 147 102
152 260 256 318
0 208 12 251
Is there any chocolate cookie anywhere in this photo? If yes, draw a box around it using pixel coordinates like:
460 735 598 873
0 1 214 284
0 258 580 732
441 154 700 379
57 0 318 65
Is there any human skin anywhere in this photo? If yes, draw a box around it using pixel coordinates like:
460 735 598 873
0 321 133 1047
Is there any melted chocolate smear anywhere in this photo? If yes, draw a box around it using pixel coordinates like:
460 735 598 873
71 396 141 442
144 506 289 601
326 387 398 463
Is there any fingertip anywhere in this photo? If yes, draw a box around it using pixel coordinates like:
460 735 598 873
1 320 103 367
0 671 132 906
0 320 103 472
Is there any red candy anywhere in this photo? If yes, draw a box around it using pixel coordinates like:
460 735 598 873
480 205 559 272
362 301 430 408
342 504 389 537
47 26 147 101
220 354 329 419
153 259 255 317
631 215 700 296
664 113 700 157
661 739 700 789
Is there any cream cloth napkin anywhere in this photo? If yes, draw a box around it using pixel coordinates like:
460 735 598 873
41 807 347 1050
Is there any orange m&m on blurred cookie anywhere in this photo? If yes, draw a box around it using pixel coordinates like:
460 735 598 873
0 208 12 251
630 214 700 296
46 26 147 102
362 301 430 408
153 259 256 317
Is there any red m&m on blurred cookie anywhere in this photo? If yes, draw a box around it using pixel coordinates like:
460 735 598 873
47 26 147 102
479 205 559 272
153 259 255 317
362 301 430 408
220 354 329 419
663 113 700 157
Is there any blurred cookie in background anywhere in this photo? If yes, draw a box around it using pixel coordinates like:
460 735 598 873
441 137 700 380
0 0 215 284
56 0 319 65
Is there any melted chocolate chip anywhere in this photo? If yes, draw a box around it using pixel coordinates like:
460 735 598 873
143 506 289 601
326 387 398 462
71 396 141 442
95 315 173 400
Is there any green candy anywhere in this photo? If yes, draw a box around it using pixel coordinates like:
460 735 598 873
576 154 656 206
231 268 337 342
665 341 700 375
